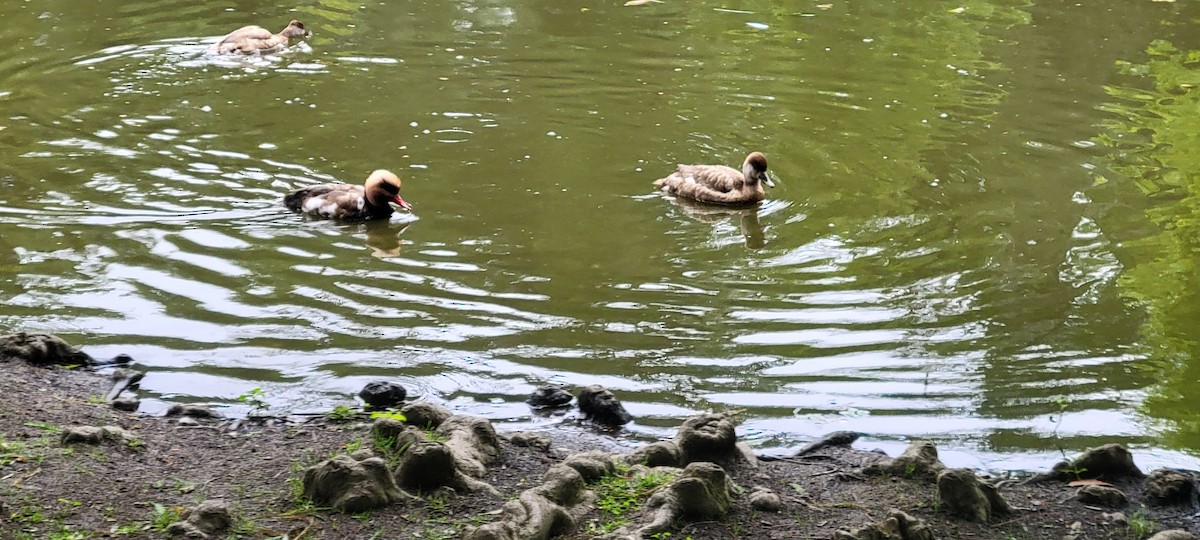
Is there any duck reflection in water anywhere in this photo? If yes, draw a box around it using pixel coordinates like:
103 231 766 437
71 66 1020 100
667 197 767 249
361 219 413 258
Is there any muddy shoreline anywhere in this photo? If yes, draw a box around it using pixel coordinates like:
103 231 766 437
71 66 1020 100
2 345 1199 539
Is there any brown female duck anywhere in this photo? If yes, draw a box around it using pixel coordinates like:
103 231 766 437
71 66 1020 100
209 20 308 55
284 170 413 220
653 152 775 205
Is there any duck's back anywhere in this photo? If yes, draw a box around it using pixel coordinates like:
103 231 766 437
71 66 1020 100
285 184 391 220
654 164 760 205
210 25 281 54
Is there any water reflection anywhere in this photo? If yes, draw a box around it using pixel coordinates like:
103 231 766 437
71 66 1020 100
363 219 413 258
2 0 1200 472
663 197 766 249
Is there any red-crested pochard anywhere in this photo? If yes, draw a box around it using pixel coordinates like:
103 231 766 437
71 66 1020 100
653 152 775 205
284 170 413 220
208 20 308 55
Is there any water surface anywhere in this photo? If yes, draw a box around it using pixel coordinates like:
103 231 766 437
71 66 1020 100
3 0 1200 471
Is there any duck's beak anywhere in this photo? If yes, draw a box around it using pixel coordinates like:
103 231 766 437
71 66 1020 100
762 174 777 189
393 195 413 211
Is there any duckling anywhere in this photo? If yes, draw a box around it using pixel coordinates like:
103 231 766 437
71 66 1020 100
653 152 774 205
209 20 308 55
284 170 413 220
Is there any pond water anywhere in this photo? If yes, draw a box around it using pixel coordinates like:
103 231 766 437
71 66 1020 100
4 0 1200 471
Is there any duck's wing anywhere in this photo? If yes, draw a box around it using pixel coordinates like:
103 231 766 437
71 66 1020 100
676 164 744 192
286 184 370 219
655 164 760 205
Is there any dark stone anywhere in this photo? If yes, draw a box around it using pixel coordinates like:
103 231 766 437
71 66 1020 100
795 431 861 456
628 441 682 468
358 381 407 409
677 413 739 465
561 451 616 482
1145 469 1197 507
748 487 783 512
1076 484 1129 508
577 385 632 426
302 454 405 513
1034 444 1144 483
437 415 502 478
1148 531 1197 540
0 332 94 366
937 468 1011 522
184 500 232 536
395 440 459 491
165 404 220 419
111 396 141 412
527 385 573 409
399 401 453 429
832 509 935 540
510 432 552 451
864 441 945 480
60 426 135 446
105 368 145 401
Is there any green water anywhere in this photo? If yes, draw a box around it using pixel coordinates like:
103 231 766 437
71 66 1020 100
3 0 1200 470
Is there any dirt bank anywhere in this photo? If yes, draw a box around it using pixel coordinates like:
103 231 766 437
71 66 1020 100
1 356 1198 540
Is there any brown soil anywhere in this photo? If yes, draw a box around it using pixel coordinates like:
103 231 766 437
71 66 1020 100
1 359 1197 540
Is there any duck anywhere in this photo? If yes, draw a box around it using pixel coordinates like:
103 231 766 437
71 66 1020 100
653 152 775 205
284 170 413 220
208 20 308 55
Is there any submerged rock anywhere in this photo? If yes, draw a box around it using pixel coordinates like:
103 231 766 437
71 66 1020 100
795 431 861 456
577 385 632 426
358 381 407 409
527 385 573 409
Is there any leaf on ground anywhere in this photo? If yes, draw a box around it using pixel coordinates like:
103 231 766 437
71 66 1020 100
816 4 833 9
950 7 966 13
1068 479 1112 487
624 0 660 6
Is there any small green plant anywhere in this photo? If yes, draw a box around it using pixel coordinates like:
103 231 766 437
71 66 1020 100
326 405 358 423
24 421 61 433
236 388 269 414
150 503 184 531
48 529 90 540
368 410 407 422
86 395 108 405
1128 508 1156 540
904 461 919 476
589 464 678 533
0 436 29 466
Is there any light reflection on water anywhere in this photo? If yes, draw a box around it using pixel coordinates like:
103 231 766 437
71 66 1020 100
0 0 1197 472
